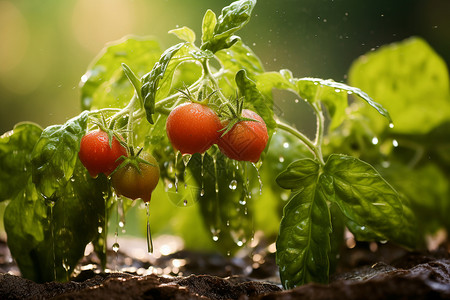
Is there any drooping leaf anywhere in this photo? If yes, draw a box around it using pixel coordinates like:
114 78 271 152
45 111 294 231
31 111 88 199
0 122 42 201
349 37 450 134
276 158 331 288
80 36 162 110
201 0 256 53
322 154 416 248
296 78 392 129
235 69 276 135
169 26 196 44
141 43 187 124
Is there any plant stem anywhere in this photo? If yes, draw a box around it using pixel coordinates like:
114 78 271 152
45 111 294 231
275 120 325 166
311 102 326 165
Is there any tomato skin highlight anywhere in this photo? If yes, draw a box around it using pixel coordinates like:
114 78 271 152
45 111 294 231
78 130 128 178
111 152 160 203
216 109 269 163
166 102 222 155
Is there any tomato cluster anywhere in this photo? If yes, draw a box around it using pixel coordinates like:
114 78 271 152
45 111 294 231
79 129 160 202
165 102 268 162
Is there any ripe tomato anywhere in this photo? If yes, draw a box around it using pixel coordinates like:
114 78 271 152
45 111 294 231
166 102 222 155
216 109 268 163
78 130 128 178
111 151 160 202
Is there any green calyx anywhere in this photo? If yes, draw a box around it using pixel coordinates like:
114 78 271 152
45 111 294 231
110 148 155 176
218 96 259 137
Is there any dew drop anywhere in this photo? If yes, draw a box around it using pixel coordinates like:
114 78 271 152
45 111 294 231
392 139 399 147
200 188 205 197
183 199 188 206
112 242 120 252
283 142 290 149
389 123 394 129
279 156 285 163
371 137 379 145
98 226 103 234
335 88 341 93
212 235 219 242
229 179 238 190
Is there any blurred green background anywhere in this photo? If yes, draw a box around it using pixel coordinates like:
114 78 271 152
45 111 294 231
0 0 448 134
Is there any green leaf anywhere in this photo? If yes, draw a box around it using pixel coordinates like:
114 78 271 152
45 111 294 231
216 40 264 76
322 154 416 248
201 0 256 53
141 43 186 124
31 111 88 199
5 161 110 282
201 9 217 45
169 26 196 44
0 122 42 201
235 69 276 135
296 78 392 129
349 37 450 134
276 158 331 288
80 36 162 110
4 178 47 282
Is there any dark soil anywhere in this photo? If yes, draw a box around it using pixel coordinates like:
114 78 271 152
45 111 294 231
1 239 449 300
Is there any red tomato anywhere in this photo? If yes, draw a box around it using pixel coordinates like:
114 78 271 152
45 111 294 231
216 109 268 163
111 152 160 203
78 130 128 177
166 102 222 155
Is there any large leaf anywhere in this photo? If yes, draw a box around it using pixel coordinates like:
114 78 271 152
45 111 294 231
31 111 88 199
349 37 450 134
5 161 110 282
201 0 256 53
276 158 331 288
0 122 42 201
80 36 162 110
322 154 417 248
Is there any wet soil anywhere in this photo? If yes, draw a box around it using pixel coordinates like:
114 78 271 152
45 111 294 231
1 238 449 299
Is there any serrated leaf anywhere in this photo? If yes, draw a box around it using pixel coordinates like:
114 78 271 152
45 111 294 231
276 158 331 288
349 37 450 134
322 154 416 248
141 43 186 124
235 69 275 135
201 0 256 53
169 26 196 44
80 36 162 110
0 122 42 201
31 111 88 199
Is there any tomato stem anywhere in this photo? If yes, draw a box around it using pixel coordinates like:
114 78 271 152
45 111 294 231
275 120 325 166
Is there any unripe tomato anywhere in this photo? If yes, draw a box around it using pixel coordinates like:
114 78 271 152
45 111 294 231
78 130 128 178
111 152 160 203
216 109 268 163
166 102 222 155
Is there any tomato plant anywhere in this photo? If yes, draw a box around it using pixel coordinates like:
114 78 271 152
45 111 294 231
0 0 449 290
78 130 128 178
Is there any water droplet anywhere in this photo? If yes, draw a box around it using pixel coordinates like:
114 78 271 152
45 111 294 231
251 162 263 195
145 203 153 254
335 88 341 93
212 235 219 242
381 161 391 168
279 156 285 163
347 90 353 95
119 221 125 228
389 123 394 128
371 137 379 145
200 188 205 197
229 179 238 190
98 226 103 234
236 240 244 247
174 151 180 192
239 199 247 205
392 139 399 147
294 99 299 103
112 242 120 252
283 142 289 149
183 199 188 206
226 220 230 227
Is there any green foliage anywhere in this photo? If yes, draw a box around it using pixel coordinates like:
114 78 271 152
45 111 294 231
349 37 450 135
0 122 42 201
31 111 88 199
